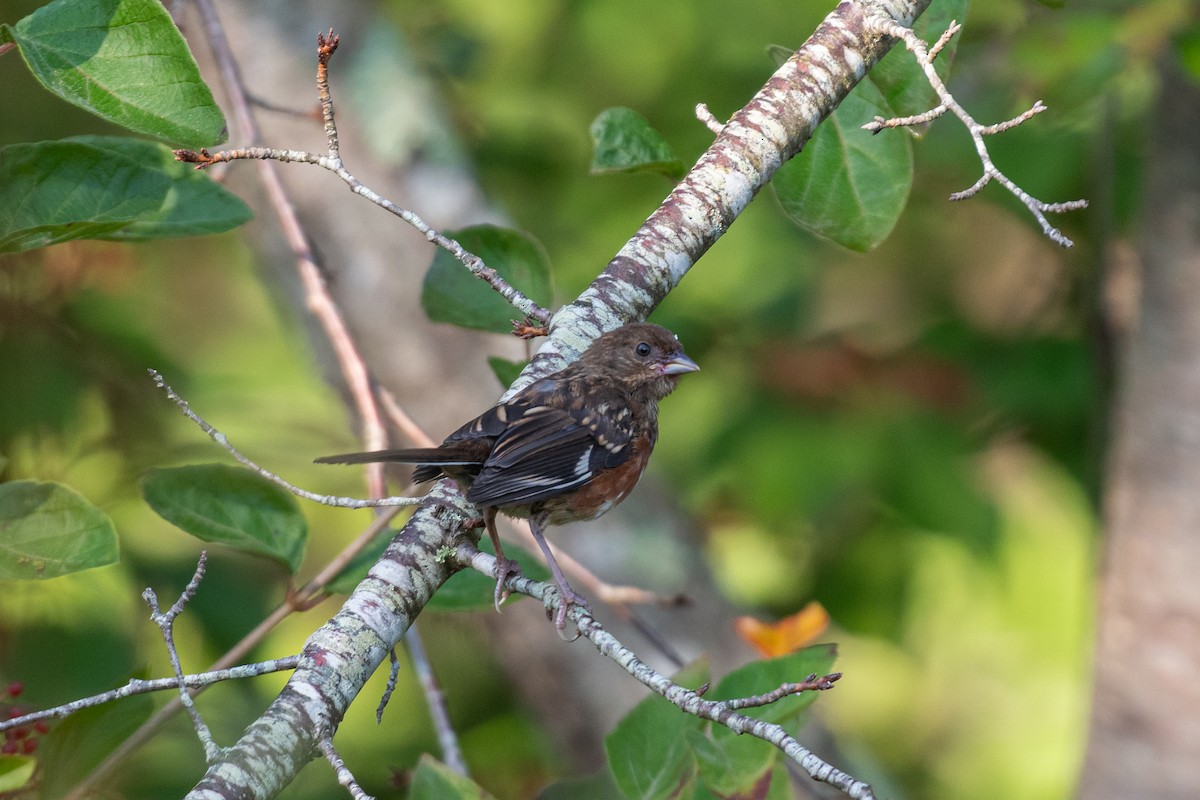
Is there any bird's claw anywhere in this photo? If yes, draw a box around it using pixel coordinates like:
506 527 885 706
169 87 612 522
550 582 590 640
492 556 517 612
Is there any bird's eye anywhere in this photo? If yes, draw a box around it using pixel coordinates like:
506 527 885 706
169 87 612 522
635 342 652 357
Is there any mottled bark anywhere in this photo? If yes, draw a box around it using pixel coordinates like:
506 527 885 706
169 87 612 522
185 2 932 797
1080 58 1200 800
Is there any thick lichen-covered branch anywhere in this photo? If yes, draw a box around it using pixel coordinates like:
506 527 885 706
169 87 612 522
185 3 931 798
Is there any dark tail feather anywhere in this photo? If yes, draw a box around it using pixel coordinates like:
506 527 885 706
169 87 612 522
314 448 469 466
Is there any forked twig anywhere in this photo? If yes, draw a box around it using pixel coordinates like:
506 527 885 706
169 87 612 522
175 30 551 327
148 369 419 510
863 17 1087 247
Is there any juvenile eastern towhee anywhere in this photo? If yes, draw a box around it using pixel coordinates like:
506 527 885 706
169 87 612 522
317 322 699 633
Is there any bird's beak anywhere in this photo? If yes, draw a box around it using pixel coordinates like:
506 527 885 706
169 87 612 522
660 353 700 375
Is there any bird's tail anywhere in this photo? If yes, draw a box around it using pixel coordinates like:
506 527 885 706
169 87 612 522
314 448 470 466
316 448 480 484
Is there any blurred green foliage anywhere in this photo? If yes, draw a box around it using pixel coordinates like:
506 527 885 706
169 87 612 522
0 0 1188 798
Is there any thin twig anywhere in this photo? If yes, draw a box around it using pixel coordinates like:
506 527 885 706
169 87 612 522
401 629 468 775
927 19 960 61
377 648 402 724
316 30 342 161
191 0 389 499
862 16 1087 247
65 502 397 799
718 674 842 710
865 103 946 130
503 516 691 667
177 145 552 324
143 552 221 762
318 739 375 800
173 30 552 327
976 100 1047 135
309 35 470 770
0 657 300 732
378 387 438 449
453 544 872 800
620 608 688 670
148 369 419 510
695 103 725 135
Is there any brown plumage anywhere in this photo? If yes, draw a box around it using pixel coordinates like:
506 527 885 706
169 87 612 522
317 322 699 633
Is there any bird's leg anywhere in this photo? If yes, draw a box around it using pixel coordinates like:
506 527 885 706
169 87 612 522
483 507 516 611
528 515 590 636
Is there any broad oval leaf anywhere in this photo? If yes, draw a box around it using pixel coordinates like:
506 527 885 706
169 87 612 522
0 137 251 253
69 135 252 239
687 728 776 800
0 481 119 580
590 107 684 179
410 754 490 800
537 771 623 800
421 225 554 333
0 0 226 146
0 755 36 793
773 79 912 252
605 661 708 800
0 140 169 253
140 464 307 574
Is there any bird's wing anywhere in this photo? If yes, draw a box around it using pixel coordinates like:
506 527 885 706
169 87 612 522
466 392 637 509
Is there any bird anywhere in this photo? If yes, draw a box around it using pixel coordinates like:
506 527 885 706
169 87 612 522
316 322 699 633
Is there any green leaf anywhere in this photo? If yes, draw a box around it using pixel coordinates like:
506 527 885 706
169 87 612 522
410 754 493 800
421 225 554 333
70 136 252 238
538 771 623 800
140 464 308 573
772 79 912 252
767 0 962 251
427 535 549 612
0 481 119 580
0 0 226 146
590 107 684 179
709 645 838 739
0 137 250 253
0 140 169 253
688 729 775 799
763 762 792 800
487 356 528 389
37 691 154 798
0 755 36 793
868 0 969 129
691 762 789 800
605 661 709 800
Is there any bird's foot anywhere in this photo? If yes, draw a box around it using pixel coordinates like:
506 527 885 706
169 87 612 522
550 581 591 640
492 556 518 612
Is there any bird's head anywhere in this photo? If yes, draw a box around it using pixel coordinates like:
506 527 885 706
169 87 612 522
576 322 699 400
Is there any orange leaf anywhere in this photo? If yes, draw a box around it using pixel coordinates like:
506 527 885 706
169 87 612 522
734 601 830 658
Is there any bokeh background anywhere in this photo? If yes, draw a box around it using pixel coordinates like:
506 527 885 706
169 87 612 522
2 0 1190 798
